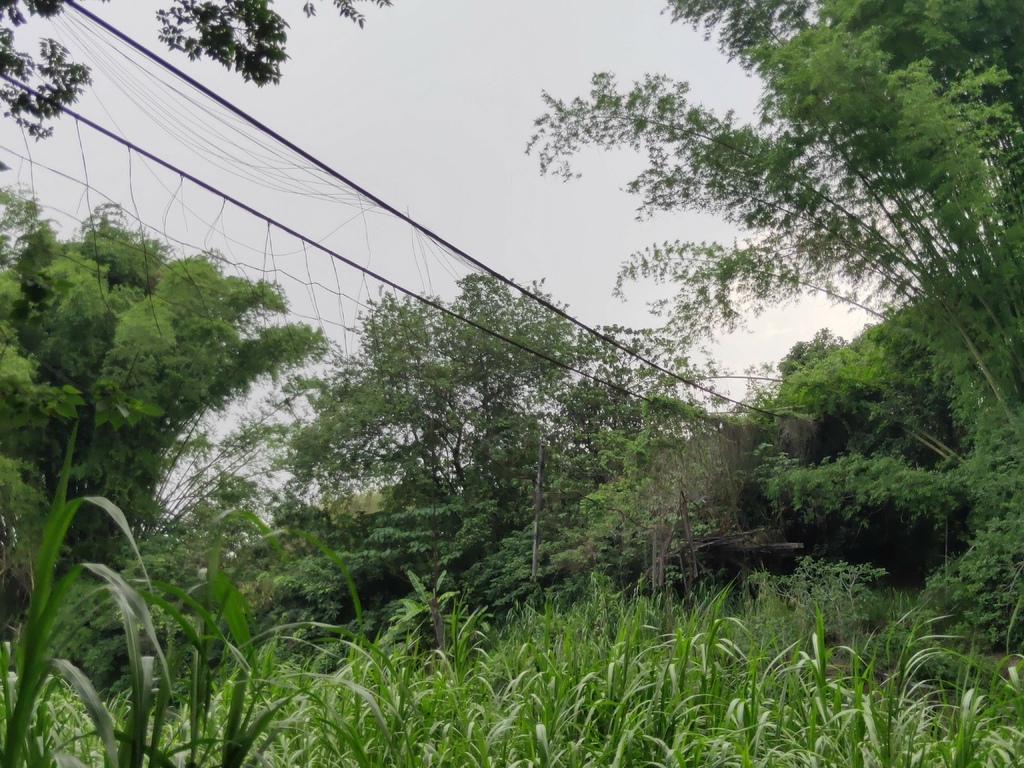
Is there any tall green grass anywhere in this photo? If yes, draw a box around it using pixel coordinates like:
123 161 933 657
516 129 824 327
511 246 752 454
0 439 306 768
3 460 1023 767
10 582 1024 767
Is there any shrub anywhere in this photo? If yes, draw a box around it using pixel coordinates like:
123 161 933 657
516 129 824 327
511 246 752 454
935 513 1024 652
746 558 887 646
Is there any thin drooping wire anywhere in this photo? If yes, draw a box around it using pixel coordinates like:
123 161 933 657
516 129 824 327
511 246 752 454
1 75 652 405
54 11 376 208
56 15 400 206
52 9 461 353
62 0 772 413
0 142 369 334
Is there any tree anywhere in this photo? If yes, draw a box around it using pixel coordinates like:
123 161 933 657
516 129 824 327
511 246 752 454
277 275 683 622
0 0 393 137
530 0 1024 414
284 276 581 612
725 315 976 591
0 191 324 620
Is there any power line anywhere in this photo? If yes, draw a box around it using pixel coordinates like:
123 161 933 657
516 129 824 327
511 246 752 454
0 73 651 405
62 0 775 416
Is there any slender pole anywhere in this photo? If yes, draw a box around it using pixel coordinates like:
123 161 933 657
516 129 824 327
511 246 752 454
679 492 698 602
531 440 545 581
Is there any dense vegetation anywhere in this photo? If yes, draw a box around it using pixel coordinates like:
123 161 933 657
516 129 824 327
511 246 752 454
3 0 1024 764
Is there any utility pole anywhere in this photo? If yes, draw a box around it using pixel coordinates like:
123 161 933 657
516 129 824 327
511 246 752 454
531 439 545 581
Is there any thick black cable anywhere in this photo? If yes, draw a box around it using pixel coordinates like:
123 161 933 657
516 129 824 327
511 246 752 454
0 73 648 404
62 0 773 415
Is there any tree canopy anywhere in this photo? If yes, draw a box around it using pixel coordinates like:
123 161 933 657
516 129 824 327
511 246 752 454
531 0 1024 414
0 191 323 619
279 275 671 617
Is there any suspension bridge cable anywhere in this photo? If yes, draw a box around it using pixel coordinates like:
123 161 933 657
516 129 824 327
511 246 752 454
61 0 775 416
0 73 651 404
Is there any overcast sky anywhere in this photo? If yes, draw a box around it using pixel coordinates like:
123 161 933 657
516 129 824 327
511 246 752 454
0 0 871 382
